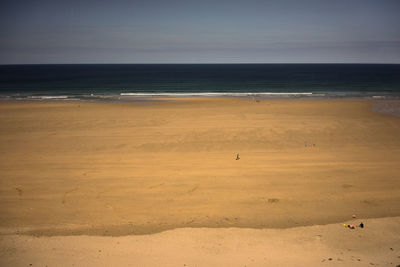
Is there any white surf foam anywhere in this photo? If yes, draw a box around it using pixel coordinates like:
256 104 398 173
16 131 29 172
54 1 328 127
28 96 69 99
120 92 314 97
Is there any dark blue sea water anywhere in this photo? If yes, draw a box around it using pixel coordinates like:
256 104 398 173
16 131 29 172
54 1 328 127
1 64 399 100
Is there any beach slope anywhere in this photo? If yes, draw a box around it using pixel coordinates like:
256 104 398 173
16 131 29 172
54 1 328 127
0 98 400 234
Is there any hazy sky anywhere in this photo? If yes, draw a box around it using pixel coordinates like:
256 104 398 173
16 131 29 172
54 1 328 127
1 0 399 64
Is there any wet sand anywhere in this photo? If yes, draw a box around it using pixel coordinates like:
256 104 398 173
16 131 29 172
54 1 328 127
0 98 400 265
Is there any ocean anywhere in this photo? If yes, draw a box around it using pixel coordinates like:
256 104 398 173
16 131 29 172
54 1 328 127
0 64 399 100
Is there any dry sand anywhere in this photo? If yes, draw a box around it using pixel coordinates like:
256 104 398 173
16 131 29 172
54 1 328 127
1 217 399 267
0 98 400 265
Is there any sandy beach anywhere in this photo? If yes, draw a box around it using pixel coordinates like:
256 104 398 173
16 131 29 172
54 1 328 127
1 217 399 267
0 97 400 265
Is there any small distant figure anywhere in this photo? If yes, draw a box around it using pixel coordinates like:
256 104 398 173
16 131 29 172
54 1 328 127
359 222 364 228
236 153 240 160
347 224 356 229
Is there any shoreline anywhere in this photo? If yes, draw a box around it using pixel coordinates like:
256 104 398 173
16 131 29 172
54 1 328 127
1 92 400 103
1 96 400 119
0 214 399 237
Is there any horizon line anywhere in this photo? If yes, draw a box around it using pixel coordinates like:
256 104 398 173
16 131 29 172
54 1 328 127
1 62 400 66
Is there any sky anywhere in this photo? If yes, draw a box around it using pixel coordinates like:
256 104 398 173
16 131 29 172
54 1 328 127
0 0 399 64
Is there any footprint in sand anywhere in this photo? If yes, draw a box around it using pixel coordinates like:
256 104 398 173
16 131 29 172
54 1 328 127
62 188 79 204
15 187 23 197
187 186 198 194
260 197 280 204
